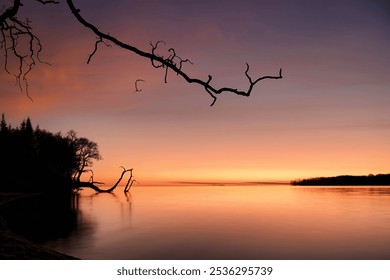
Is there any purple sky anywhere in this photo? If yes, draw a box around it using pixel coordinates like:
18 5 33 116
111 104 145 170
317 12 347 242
1 0 389 184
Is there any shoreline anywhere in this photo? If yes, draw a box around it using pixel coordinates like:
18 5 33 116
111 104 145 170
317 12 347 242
0 193 78 260
291 173 390 186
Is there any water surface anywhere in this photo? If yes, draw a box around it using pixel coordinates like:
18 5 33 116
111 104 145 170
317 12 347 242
40 185 390 259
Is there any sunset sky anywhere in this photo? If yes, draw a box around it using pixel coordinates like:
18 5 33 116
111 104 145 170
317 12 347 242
1 0 389 185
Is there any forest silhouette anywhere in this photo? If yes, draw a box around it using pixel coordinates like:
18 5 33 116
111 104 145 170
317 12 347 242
291 174 390 186
0 114 103 259
0 113 99 193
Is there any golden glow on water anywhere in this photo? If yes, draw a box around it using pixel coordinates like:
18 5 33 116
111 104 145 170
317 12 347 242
45 185 390 259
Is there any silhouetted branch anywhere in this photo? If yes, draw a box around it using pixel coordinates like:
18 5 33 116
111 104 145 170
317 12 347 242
125 179 137 192
124 169 137 193
85 169 104 184
78 166 134 193
2 0 282 105
36 0 60 4
204 75 217 106
66 0 282 106
0 0 57 99
87 36 111 64
134 79 145 92
150 40 166 69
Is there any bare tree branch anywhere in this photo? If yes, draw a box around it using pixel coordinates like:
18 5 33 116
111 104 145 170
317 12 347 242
35 0 60 4
0 0 57 99
134 79 145 93
78 167 134 193
0 0 21 25
87 36 111 64
1 0 282 105
66 0 282 106
124 169 136 193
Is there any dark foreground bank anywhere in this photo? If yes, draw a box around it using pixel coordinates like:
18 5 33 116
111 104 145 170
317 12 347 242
0 193 78 260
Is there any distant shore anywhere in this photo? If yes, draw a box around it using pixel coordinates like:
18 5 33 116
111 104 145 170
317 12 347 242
0 193 78 260
291 173 390 186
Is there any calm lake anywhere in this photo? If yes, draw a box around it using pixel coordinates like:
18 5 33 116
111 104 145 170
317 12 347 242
8 185 390 259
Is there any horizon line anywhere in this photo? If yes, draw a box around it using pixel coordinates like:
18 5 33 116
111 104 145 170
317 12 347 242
139 180 292 187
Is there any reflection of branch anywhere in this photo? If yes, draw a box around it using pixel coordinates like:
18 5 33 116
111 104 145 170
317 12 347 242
66 0 282 106
124 191 132 202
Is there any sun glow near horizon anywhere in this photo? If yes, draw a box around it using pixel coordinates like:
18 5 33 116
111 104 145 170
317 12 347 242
92 162 390 187
1 0 389 188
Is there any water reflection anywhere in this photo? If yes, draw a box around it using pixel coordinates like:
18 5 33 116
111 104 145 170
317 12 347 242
3 186 390 259
294 186 390 196
42 186 390 260
1 192 95 250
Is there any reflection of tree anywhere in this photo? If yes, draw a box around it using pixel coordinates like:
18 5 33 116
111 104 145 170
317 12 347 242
295 187 390 196
0 0 282 106
1 193 95 244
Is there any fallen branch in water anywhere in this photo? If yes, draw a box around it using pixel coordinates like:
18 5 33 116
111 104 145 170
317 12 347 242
77 166 134 193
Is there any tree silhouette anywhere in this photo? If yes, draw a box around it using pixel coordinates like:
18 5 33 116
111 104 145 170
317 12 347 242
1 113 8 132
66 130 102 182
0 0 282 106
0 114 132 193
0 115 78 191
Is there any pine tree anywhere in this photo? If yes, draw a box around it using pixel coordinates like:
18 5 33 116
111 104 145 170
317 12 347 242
0 113 7 133
25 117 34 136
20 119 26 131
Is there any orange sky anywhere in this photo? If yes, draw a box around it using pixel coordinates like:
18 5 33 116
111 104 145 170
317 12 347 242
1 0 389 185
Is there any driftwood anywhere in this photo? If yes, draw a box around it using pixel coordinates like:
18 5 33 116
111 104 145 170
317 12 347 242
77 166 135 193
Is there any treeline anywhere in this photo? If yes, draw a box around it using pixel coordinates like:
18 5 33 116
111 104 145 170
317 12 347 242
291 173 390 186
0 114 101 192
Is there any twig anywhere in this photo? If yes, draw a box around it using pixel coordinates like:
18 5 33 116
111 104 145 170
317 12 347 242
66 0 282 106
